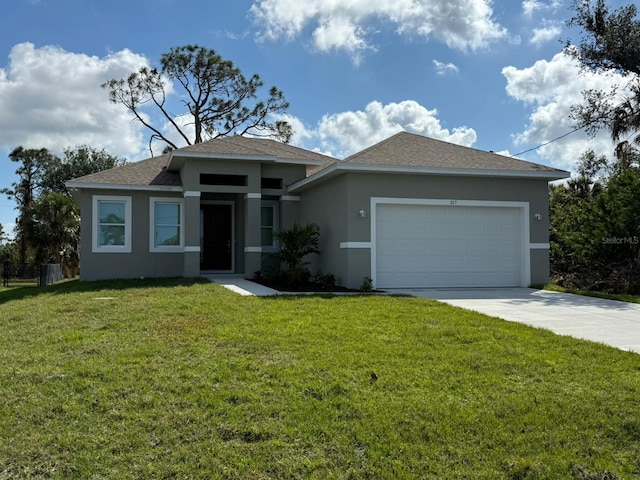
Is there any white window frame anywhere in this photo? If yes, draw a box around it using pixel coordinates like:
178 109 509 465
92 195 132 253
260 200 279 253
149 197 184 253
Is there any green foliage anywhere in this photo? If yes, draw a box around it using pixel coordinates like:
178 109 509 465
272 222 320 286
550 157 640 293
1 147 59 263
1 278 640 477
311 270 336 291
359 276 374 292
25 193 79 264
102 44 291 153
567 0 640 76
567 0 640 153
42 145 125 195
2 145 123 272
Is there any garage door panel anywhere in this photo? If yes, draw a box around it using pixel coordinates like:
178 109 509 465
375 204 523 288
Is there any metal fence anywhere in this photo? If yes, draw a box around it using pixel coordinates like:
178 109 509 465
2 262 63 287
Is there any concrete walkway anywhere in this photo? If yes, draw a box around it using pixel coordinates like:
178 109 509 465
206 276 279 296
392 288 640 353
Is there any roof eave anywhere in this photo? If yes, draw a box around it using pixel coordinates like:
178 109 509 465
288 163 570 193
64 181 183 193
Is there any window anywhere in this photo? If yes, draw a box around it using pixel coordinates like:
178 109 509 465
150 198 184 252
261 177 283 189
200 174 247 186
92 195 132 253
261 201 279 252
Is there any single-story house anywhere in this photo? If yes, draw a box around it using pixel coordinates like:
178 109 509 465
66 132 570 289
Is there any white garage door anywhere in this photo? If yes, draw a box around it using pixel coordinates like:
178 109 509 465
375 203 523 288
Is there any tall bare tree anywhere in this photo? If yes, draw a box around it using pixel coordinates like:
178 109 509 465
102 44 292 154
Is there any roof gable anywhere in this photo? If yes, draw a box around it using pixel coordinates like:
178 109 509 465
168 136 337 173
66 136 338 190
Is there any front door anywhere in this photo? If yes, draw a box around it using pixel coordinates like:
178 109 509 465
200 203 233 271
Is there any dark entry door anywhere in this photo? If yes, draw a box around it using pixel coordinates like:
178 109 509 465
200 204 233 271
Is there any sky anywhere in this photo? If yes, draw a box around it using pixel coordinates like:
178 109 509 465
0 0 634 237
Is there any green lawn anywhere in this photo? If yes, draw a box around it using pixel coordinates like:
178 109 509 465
545 283 640 304
0 281 39 293
1 278 640 479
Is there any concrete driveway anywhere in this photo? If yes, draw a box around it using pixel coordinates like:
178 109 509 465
391 288 640 353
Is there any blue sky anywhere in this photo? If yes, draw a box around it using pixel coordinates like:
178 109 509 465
0 0 632 236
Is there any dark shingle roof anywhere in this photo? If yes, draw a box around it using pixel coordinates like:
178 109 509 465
67 132 568 191
67 136 338 189
344 132 568 174
177 135 336 164
171 136 337 175
67 154 181 187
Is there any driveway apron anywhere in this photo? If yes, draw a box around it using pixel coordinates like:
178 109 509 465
392 288 640 353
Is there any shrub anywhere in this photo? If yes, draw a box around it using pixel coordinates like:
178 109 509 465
273 222 320 287
312 270 336 291
359 276 373 292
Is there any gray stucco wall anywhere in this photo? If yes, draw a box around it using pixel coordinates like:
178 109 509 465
296 174 349 284
297 172 552 289
77 160 553 287
530 249 551 287
78 160 309 281
178 158 306 194
78 189 184 281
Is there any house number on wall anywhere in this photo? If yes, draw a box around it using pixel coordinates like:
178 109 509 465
450 200 458 205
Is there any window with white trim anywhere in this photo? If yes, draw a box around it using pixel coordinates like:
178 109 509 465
92 195 132 253
260 201 279 252
150 197 184 252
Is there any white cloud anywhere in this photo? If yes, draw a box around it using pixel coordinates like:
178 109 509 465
288 100 476 158
529 24 561 45
0 42 149 159
251 0 507 62
522 0 561 18
502 52 626 169
433 60 460 75
278 114 316 145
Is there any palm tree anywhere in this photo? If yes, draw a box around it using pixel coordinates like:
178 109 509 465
610 83 640 167
273 222 320 285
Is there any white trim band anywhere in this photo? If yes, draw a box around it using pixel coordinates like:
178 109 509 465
245 193 262 199
184 191 201 198
184 246 201 253
280 195 300 202
340 242 372 249
244 246 262 253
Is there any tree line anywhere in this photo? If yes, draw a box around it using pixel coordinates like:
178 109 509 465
0 146 125 273
550 0 640 293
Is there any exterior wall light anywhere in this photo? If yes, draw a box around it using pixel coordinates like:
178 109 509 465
358 209 367 218
534 213 542 221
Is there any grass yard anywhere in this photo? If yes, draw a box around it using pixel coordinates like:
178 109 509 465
545 284 640 305
1 278 640 479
